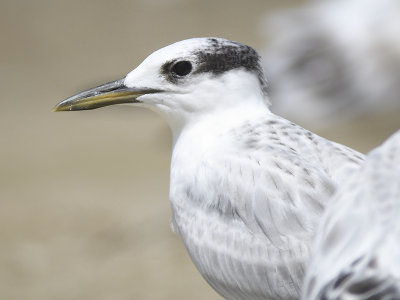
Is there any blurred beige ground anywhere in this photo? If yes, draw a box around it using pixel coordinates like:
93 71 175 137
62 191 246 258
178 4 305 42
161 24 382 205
1 1 399 299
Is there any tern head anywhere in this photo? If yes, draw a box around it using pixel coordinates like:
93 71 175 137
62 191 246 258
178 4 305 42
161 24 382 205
55 38 270 131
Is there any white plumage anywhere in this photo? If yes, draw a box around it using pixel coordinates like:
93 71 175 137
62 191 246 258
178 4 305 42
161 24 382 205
55 38 364 299
170 112 363 300
303 129 400 300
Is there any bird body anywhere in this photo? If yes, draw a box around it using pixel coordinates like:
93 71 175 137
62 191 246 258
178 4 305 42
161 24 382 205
170 107 362 299
303 129 400 300
55 38 364 299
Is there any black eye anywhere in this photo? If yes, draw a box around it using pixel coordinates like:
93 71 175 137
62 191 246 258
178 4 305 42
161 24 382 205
171 61 192 76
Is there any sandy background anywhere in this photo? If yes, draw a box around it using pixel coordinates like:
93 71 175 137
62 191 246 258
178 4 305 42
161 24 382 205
1 1 399 299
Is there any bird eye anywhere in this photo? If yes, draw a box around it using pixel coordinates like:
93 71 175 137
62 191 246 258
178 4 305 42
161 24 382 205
171 61 192 76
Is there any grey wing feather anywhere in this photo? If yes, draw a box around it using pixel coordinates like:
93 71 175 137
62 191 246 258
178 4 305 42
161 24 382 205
171 116 365 300
228 117 363 245
198 118 364 297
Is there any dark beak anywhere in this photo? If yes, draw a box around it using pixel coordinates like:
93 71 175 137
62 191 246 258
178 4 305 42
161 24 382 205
54 79 161 111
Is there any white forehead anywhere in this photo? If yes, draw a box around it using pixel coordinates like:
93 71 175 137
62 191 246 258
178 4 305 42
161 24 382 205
125 38 214 86
140 37 240 68
161 38 209 55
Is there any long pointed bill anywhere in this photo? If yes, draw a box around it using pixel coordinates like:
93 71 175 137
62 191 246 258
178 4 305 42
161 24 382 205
54 79 161 111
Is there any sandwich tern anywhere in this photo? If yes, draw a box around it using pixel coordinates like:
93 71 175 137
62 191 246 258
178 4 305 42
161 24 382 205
55 38 364 300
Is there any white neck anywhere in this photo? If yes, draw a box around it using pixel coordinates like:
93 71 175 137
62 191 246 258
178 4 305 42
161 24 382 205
175 99 269 146
158 70 271 145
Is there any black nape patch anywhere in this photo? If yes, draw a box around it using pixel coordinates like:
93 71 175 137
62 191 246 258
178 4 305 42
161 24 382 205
194 38 268 95
195 38 259 75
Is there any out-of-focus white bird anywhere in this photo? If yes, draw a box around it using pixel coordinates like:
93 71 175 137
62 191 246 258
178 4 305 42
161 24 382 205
262 0 400 128
303 129 400 300
54 38 364 300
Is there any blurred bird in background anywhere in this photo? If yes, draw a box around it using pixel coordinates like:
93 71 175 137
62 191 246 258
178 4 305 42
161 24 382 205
261 0 400 129
303 128 400 300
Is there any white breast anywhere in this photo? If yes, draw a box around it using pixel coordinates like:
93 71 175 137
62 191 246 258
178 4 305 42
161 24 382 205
168 110 363 299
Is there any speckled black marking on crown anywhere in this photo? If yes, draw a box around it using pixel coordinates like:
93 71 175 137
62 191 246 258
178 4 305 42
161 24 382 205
194 38 268 95
194 39 258 74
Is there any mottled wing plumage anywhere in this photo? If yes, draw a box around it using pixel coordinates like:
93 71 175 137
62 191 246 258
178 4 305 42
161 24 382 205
171 114 364 300
226 115 363 251
303 130 400 300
